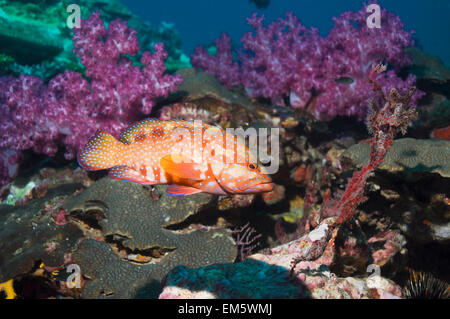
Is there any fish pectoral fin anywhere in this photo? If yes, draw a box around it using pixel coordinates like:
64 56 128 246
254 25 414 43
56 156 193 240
166 185 203 196
160 154 204 181
109 166 157 185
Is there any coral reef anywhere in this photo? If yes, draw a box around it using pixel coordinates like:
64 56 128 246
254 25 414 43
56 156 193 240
0 176 237 298
1 0 449 300
160 219 403 299
0 184 84 283
343 138 450 244
321 64 418 227
63 178 237 298
342 138 450 178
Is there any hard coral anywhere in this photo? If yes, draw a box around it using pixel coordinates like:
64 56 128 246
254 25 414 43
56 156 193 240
0 185 84 284
63 178 237 298
160 223 403 299
0 11 182 186
343 138 450 179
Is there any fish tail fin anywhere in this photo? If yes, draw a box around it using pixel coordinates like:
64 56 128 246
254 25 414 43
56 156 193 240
77 129 124 171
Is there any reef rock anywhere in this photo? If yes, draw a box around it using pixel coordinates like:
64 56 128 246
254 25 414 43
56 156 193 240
342 138 450 244
159 218 402 299
0 184 84 282
342 138 450 178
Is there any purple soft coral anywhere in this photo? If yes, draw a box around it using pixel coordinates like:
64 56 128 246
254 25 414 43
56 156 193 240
240 12 326 106
0 11 182 187
313 5 423 120
191 32 241 88
73 12 182 116
191 4 423 121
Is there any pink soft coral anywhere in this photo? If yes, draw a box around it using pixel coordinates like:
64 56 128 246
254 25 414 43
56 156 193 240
240 12 326 106
191 32 241 88
191 4 424 120
0 11 182 187
313 5 423 120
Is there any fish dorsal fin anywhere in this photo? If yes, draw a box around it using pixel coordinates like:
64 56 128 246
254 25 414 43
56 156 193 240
166 185 203 196
119 119 165 144
160 154 204 181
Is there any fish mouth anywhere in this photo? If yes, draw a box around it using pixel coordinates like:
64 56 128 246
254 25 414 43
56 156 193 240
241 182 274 194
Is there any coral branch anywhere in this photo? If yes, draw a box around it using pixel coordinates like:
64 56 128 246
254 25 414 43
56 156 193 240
290 63 418 272
232 222 262 261
329 63 418 226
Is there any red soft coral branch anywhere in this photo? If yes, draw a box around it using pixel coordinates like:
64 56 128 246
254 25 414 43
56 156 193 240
290 62 418 272
328 62 417 226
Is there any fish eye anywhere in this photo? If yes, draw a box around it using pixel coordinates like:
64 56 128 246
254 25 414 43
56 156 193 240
247 163 258 170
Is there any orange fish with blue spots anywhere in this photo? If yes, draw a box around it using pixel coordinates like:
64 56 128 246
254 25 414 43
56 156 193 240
77 119 274 195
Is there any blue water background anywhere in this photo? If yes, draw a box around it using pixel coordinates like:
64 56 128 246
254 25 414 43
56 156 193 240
121 0 450 67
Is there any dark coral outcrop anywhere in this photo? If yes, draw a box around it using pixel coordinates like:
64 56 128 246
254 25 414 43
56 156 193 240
63 178 237 298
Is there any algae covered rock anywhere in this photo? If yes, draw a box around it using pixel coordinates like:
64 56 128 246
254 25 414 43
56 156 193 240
0 184 84 282
63 178 237 298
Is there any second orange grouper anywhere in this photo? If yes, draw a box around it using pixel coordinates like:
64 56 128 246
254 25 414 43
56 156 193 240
77 118 274 195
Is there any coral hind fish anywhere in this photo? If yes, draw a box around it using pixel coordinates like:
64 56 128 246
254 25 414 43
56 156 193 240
77 119 274 195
